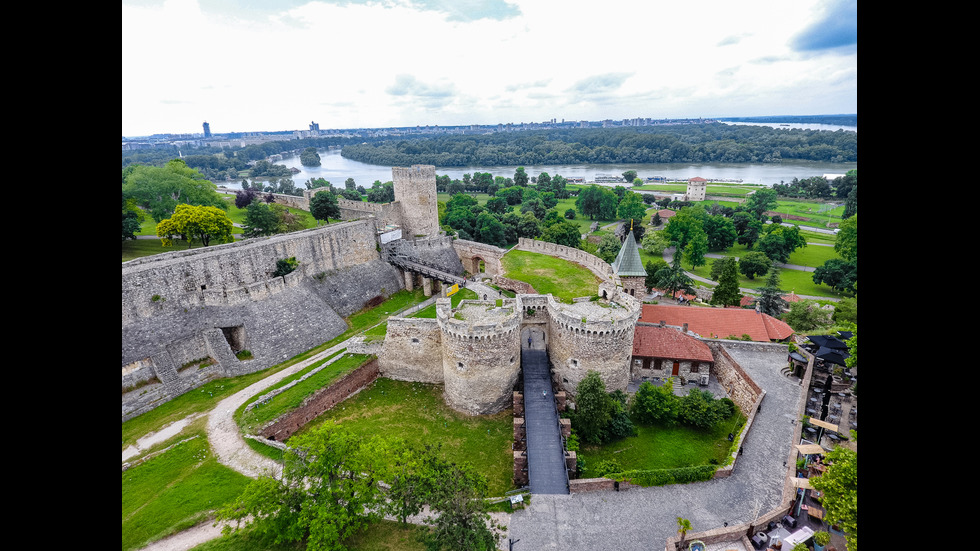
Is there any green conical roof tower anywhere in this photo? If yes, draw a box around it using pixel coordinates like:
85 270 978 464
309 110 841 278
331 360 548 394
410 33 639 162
611 224 646 277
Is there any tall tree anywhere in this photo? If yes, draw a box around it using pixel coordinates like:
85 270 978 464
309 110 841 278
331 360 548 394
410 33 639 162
123 159 227 223
122 192 144 241
809 446 858 551
739 251 773 280
622 169 638 184
756 268 787 316
216 426 389 551
652 251 695 298
418 452 503 551
573 371 613 445
243 201 282 238
310 190 340 224
156 204 234 248
513 166 529 187
710 256 742 307
742 188 778 221
834 214 857 261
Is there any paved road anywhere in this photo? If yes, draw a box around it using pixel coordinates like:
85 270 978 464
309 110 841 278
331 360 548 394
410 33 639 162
522 339 569 495
507 345 802 550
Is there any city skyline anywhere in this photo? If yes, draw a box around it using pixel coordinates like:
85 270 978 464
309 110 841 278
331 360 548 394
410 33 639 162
122 0 857 138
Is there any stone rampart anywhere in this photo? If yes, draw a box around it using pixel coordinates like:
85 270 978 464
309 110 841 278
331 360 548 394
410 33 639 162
452 239 507 276
437 298 522 414
122 219 405 422
378 318 444 384
258 357 380 442
393 165 439 238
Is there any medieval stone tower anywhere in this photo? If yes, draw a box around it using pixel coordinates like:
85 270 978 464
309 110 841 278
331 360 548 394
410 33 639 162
393 165 439 239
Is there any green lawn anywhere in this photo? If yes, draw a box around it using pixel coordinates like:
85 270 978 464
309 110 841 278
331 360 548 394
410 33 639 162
189 519 426 551
577 412 746 475
298 378 515 497
122 434 251 551
500 249 602 302
410 287 478 318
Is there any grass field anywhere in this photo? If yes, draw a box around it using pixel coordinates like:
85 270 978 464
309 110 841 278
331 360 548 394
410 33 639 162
297 378 515 497
577 411 746 475
500 249 602 302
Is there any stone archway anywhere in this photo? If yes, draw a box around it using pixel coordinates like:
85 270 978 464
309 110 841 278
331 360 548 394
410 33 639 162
521 326 547 350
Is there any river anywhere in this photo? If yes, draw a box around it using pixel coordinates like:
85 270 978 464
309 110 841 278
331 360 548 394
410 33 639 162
224 138 856 191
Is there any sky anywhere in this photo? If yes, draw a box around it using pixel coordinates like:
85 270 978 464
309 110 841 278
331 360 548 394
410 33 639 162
121 0 857 137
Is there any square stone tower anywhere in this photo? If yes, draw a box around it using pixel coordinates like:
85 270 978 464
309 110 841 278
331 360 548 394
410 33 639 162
393 165 439 239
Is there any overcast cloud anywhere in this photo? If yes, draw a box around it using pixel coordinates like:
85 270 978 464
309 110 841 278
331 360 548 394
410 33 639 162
122 0 857 136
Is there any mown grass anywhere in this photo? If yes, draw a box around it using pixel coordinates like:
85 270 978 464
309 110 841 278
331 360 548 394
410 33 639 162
122 434 251 551
577 410 747 475
297 378 515 497
409 287 478 318
238 352 369 434
500 250 601 302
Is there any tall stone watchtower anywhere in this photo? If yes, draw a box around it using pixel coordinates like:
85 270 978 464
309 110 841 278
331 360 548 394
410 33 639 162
393 165 439 239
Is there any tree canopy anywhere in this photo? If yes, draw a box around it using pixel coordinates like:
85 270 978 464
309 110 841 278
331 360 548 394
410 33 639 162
809 446 857 551
310 190 340 224
156 203 234 248
123 159 228 223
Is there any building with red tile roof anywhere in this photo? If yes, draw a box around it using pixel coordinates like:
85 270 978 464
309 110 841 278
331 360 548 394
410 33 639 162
631 323 714 381
639 304 794 342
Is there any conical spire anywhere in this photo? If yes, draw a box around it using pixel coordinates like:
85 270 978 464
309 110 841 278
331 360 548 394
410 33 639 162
612 228 646 277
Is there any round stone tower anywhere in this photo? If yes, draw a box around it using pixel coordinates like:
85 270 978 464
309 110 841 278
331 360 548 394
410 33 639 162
393 165 439 239
437 297 522 415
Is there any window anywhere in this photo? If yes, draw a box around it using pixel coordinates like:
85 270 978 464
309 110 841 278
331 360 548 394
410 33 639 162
690 362 699 373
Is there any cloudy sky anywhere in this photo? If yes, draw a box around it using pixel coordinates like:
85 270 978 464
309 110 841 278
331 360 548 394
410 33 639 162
121 0 856 137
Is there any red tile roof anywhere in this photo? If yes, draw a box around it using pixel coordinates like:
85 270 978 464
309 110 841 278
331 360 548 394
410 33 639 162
633 325 714 363
688 177 707 183
639 304 794 342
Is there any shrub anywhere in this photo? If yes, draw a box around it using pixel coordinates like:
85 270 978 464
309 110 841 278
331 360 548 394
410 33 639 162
273 256 300 278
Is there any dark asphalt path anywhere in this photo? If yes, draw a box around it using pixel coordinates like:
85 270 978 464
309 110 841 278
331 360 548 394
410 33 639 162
522 343 569 495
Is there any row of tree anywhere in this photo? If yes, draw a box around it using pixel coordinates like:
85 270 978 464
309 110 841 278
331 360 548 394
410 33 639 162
340 124 857 167
216 424 502 551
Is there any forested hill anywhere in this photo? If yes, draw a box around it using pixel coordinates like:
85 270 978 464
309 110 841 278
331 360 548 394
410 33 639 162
339 123 857 167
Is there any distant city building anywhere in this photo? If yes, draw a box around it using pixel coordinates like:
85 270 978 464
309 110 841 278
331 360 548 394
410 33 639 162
202 121 211 138
310 121 320 131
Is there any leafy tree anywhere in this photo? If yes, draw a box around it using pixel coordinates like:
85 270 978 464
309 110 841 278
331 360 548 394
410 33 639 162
710 255 742 306
834 213 857 261
573 371 613 445
812 258 857 295
484 196 508 215
418 451 503 551
595 234 622 263
622 169 638 183
340 188 362 201
123 159 228 223
756 224 806 264
520 197 547 220
344 177 356 190
832 296 858 325
310 190 340 224
539 219 581 248
683 230 709 271
742 188 778 221
617 192 648 234
564 208 576 219
513 166 528 187
663 206 706 250
630 379 679 426
709 256 736 282
809 446 857 551
782 299 833 332
756 268 788 316
645 258 669 289
632 177 644 187
474 211 506 247
514 212 542 240
605 390 637 440
651 251 695 298
575 185 618 220
640 231 670 256
536 172 551 189
235 188 260 209
156 204 234 248
122 192 144 241
702 214 737 251
243 201 283 238
678 388 723 429
216 426 389 551
273 256 300 277
305 177 331 190
732 211 763 249
643 194 657 206
739 251 773 280
845 326 857 370
367 181 395 203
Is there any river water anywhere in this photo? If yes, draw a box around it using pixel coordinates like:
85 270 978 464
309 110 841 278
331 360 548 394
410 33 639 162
223 122 857 190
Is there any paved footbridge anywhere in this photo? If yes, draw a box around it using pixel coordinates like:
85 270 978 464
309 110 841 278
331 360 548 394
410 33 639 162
522 337 569 495
382 242 466 286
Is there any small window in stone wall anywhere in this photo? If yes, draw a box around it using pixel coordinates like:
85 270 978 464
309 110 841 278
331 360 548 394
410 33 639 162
571 359 578 367
412 338 419 343
690 362 699 373
457 362 464 370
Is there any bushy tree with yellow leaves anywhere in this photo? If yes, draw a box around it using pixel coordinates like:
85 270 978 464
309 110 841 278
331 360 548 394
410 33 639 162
156 204 233 248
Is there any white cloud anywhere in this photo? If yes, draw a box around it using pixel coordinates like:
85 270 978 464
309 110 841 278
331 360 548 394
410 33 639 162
122 0 856 136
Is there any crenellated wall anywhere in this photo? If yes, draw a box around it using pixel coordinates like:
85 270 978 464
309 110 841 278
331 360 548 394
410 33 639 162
438 298 523 415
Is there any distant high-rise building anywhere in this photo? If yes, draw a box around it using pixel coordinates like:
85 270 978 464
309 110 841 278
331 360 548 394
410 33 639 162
202 121 211 137
309 121 320 131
